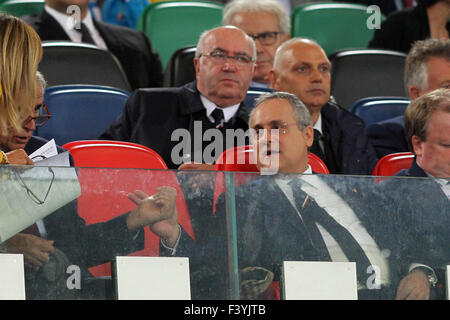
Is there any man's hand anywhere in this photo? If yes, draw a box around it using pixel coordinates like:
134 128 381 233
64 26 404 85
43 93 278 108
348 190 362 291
3 233 54 270
127 186 179 247
395 268 431 300
6 149 33 165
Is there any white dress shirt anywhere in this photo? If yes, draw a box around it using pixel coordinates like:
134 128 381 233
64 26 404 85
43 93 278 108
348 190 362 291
276 170 391 289
200 95 240 124
45 5 108 50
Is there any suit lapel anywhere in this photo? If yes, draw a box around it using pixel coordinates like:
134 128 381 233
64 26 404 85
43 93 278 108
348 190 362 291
38 10 72 41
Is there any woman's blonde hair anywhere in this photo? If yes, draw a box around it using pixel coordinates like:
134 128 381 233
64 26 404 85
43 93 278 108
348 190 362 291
0 13 42 136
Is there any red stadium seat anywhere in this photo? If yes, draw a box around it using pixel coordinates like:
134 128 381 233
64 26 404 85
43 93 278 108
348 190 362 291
62 140 195 276
372 152 414 176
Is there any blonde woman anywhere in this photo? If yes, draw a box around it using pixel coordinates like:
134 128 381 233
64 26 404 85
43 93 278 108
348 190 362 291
0 13 42 165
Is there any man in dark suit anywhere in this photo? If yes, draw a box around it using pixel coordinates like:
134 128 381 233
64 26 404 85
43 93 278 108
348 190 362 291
23 0 163 90
127 92 433 300
0 73 165 299
100 26 256 169
375 88 450 300
269 38 378 174
366 38 450 158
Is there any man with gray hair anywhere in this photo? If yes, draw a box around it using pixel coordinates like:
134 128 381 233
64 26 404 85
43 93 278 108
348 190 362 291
223 0 290 88
100 26 256 169
129 91 412 299
366 38 450 158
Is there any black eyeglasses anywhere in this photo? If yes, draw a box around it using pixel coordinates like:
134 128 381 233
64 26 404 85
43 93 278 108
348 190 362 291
248 31 282 46
200 50 255 68
23 103 51 127
15 166 55 205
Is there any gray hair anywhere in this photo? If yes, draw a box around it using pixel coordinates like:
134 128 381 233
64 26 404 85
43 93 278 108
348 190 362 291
405 38 450 93
250 91 312 129
404 88 450 153
222 0 290 35
272 37 321 70
36 71 47 90
195 26 257 60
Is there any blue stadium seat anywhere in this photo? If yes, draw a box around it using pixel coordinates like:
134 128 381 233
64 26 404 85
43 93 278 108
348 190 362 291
244 87 273 110
350 96 410 126
35 85 129 146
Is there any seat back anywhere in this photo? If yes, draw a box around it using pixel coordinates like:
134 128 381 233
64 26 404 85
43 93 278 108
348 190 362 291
291 3 385 57
37 85 129 146
39 41 131 91
350 97 410 126
372 152 414 176
164 45 197 87
137 1 223 68
330 49 407 109
244 87 273 110
62 140 194 277
0 0 44 17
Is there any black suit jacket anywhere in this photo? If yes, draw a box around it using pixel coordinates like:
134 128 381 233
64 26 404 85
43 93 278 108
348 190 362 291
366 115 408 158
168 174 399 299
99 81 251 169
321 102 379 174
24 136 145 279
23 10 163 90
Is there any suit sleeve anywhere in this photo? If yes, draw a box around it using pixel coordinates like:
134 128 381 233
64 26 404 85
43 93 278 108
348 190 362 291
366 122 409 158
98 90 141 141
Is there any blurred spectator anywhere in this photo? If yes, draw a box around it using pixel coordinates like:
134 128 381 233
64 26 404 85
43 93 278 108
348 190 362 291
369 0 450 54
366 38 450 158
0 13 42 166
23 0 163 90
223 0 290 88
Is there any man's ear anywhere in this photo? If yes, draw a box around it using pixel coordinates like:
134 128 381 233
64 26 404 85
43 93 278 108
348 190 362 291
269 69 277 89
409 86 422 100
194 58 200 79
411 135 423 157
303 126 314 148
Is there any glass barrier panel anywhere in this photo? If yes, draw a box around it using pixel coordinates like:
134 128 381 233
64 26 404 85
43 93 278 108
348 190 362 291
228 172 449 300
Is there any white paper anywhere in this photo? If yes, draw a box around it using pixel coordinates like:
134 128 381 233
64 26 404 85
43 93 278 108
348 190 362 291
282 261 358 300
0 164 81 243
0 254 26 300
115 256 191 300
34 151 71 167
29 138 58 160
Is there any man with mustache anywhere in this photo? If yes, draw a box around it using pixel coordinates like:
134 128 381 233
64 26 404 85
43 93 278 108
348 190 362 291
100 26 256 169
269 38 378 174
222 0 290 88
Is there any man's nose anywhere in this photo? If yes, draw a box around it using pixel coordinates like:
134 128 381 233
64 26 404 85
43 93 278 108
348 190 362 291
23 118 36 131
311 68 323 83
221 58 238 72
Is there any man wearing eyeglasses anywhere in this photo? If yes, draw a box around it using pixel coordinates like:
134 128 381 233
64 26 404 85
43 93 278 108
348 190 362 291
100 26 256 169
223 0 290 88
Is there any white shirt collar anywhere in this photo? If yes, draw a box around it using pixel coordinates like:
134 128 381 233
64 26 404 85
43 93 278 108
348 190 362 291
45 5 94 31
313 113 323 135
200 94 240 123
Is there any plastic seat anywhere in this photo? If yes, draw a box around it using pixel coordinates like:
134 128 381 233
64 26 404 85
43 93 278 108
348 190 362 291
291 2 385 57
62 140 168 169
137 1 223 68
39 41 131 91
372 152 414 176
62 140 195 277
163 45 197 87
36 85 129 146
330 49 407 109
350 97 410 126
213 145 329 212
0 0 44 17
244 87 273 110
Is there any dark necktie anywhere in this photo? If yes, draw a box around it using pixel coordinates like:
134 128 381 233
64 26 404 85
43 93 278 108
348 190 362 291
310 129 326 162
211 108 225 129
289 179 373 285
77 22 96 45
